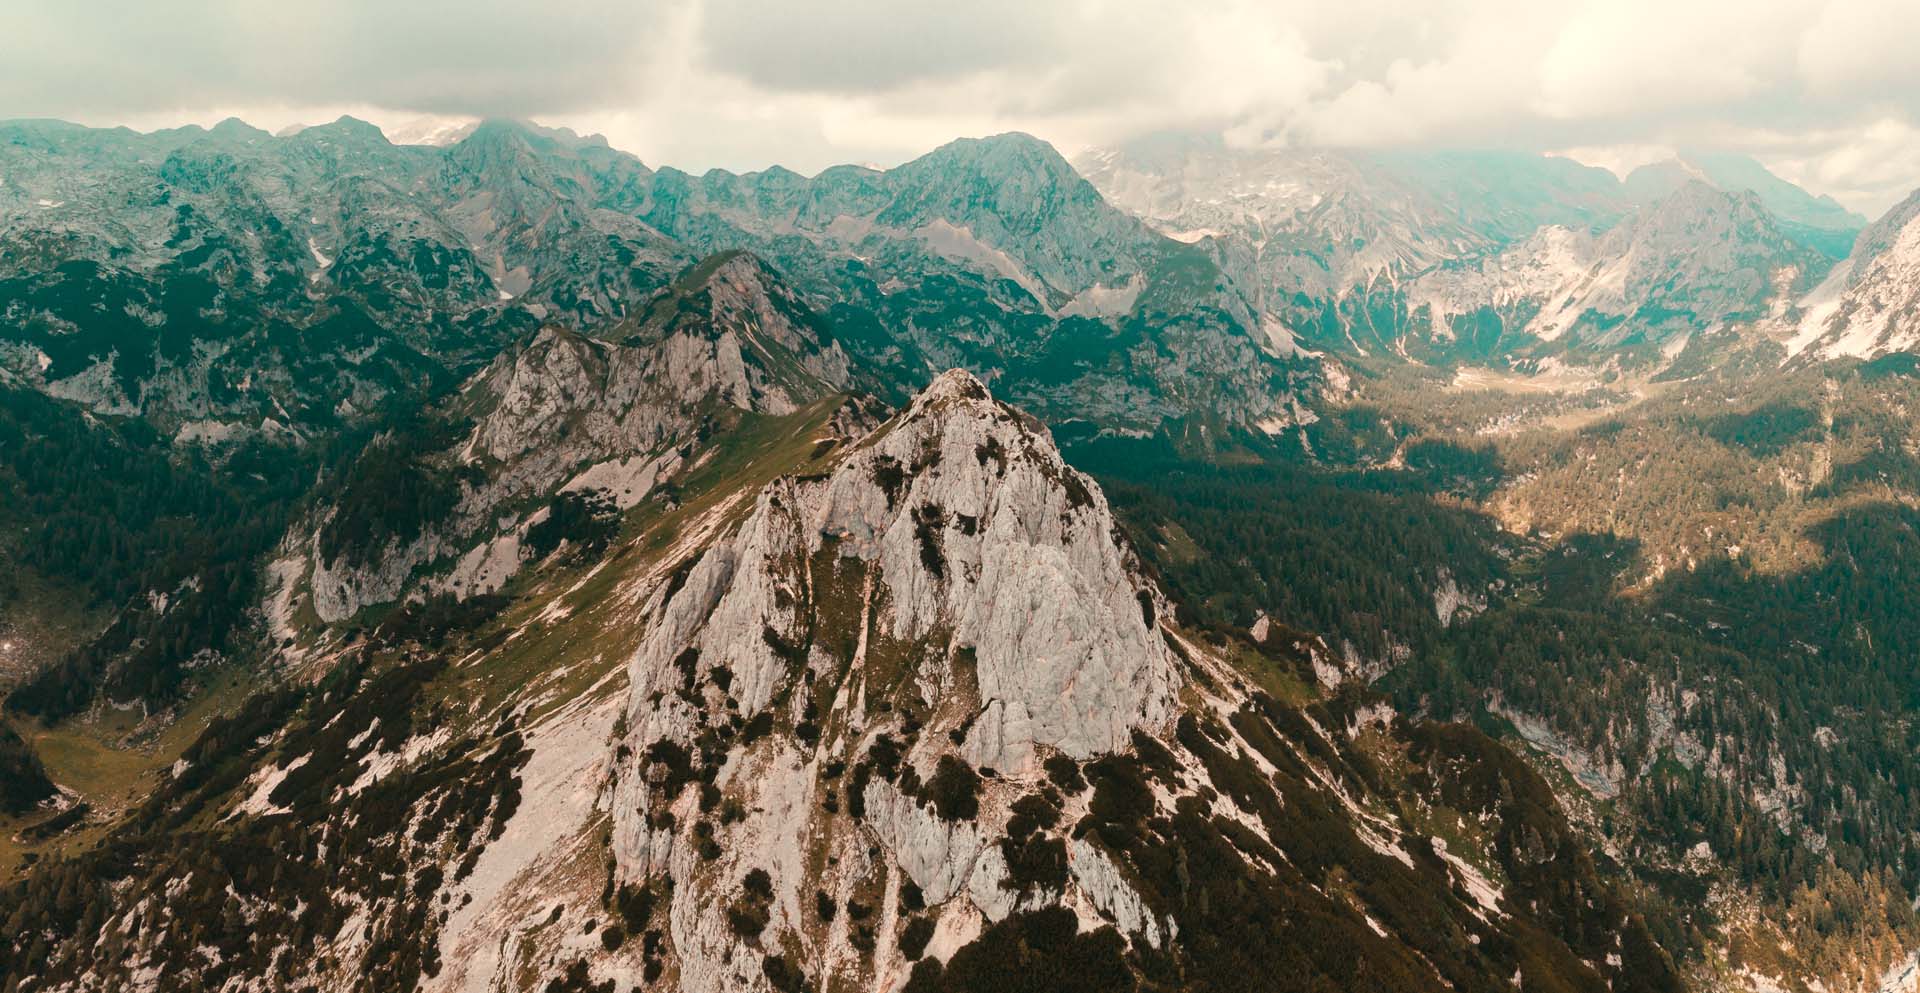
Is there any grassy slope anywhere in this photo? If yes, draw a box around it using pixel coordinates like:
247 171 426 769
0 394 857 882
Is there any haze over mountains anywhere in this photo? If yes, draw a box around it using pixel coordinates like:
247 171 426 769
7 115 1919 440
4 112 1920 993
1077 132 1878 364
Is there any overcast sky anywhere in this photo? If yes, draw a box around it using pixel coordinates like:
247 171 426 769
4 0 1918 216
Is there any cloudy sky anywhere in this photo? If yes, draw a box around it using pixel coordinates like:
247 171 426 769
4 0 1918 215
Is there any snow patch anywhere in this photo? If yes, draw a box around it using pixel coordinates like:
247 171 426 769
235 754 309 817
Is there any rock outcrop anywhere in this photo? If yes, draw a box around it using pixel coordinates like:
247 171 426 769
307 250 852 622
597 368 1678 993
1786 188 1920 360
610 369 1181 991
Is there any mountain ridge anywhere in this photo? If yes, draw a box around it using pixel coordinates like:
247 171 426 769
1077 132 1865 368
0 371 1684 993
0 118 1314 437
6 115 1920 993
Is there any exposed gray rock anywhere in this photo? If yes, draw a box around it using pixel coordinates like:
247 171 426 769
609 369 1180 992
299 251 852 621
1786 188 1920 360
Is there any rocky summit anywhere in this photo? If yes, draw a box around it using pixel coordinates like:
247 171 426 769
0 371 1681 993
5 101 1920 993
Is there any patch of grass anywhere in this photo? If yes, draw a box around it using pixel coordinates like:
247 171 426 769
419 395 860 729
1 663 252 874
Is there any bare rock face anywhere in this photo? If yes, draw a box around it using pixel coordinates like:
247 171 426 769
1406 182 1827 351
812 369 1178 766
1789 188 1920 360
306 251 851 623
466 251 852 470
1082 135 1851 367
610 369 1180 992
310 529 454 623
1560 182 1825 345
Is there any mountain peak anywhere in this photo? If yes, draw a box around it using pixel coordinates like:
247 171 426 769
877 130 1168 303
463 117 611 151
898 133 1084 194
377 115 479 147
292 115 390 145
635 250 813 338
206 117 268 141
460 117 538 147
586 252 853 414
1652 178 1764 225
919 131 1075 177
1623 157 1710 199
1680 150 1865 223
914 367 993 407
1630 178 1781 239
666 247 775 293
610 372 1185 981
892 368 1071 457
1626 152 1864 257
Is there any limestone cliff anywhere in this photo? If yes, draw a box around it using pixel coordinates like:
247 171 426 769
609 369 1181 990
307 251 852 623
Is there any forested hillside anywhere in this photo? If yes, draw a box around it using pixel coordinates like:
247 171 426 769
1078 356 1920 989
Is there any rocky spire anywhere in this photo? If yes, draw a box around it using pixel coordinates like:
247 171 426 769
609 368 1181 991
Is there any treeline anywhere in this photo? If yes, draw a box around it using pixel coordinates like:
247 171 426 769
0 721 55 814
312 410 474 568
0 388 310 719
0 389 272 606
0 385 445 721
1070 434 1507 664
1074 403 1920 978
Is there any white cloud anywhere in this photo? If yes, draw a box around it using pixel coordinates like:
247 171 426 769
2 0 1916 216
1798 0 1920 107
1533 0 1804 121
1762 119 1920 216
697 0 1062 93
1554 144 1681 179
0 0 669 117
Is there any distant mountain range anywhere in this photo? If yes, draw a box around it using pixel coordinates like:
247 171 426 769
0 118 1311 441
1077 133 1878 368
5 117 1917 442
5 116 1920 993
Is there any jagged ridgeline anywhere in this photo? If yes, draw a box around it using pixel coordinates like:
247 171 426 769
306 249 855 621
0 119 1316 441
20 114 1920 993
1 372 1677 993
1075 135 1866 369
0 118 1322 724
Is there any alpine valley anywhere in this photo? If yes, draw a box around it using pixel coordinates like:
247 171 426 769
3 117 1920 993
